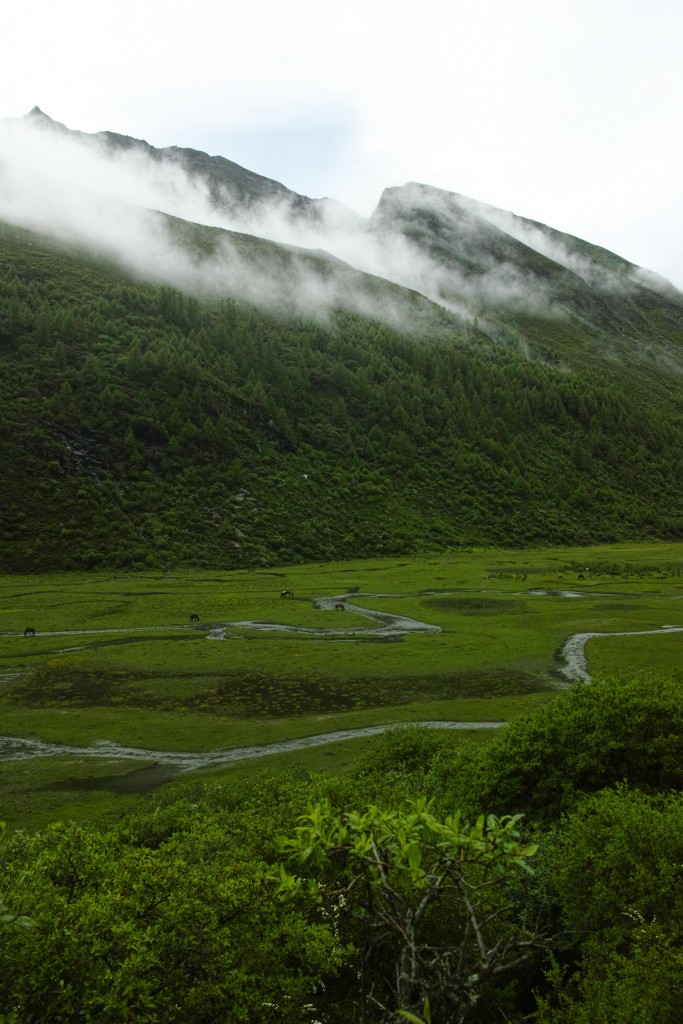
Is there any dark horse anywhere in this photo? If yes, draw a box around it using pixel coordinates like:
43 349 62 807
280 590 294 599
24 627 36 637
335 602 345 611
190 614 200 622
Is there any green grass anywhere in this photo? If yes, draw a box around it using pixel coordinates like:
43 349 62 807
0 727 496 833
586 632 683 677
0 694 544 749
0 755 152 833
1 542 681 829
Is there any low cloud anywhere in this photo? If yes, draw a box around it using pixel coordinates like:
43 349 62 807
0 115 663 331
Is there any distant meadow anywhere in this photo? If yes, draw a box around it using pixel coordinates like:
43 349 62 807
1 541 680 830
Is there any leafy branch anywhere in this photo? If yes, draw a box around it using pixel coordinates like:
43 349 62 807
274 798 549 1023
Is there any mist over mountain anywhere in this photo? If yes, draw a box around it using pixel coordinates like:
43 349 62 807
2 108 682 354
1 110 682 570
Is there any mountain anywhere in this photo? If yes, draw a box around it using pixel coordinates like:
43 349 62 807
20 106 359 227
5 109 683 366
0 113 681 571
369 181 683 370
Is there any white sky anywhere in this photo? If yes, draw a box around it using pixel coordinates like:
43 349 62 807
3 0 683 288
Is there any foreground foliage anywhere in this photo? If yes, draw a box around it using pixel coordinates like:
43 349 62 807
536 787 683 1024
277 800 544 1022
1 673 682 1022
426 673 683 822
0 806 347 1023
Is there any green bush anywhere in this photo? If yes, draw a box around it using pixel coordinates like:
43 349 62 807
0 814 346 1023
429 674 683 822
536 786 683 1023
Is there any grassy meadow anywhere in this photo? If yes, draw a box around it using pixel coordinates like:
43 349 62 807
1 541 681 829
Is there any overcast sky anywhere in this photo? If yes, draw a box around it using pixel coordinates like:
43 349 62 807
3 0 683 288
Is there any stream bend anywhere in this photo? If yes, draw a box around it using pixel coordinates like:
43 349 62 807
0 720 503 770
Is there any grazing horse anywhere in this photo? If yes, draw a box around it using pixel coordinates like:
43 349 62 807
335 602 345 611
280 590 294 599
24 627 36 637
190 613 200 622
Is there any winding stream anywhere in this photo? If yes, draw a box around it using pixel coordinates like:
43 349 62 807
0 721 503 772
1 589 680 771
558 625 683 684
212 594 441 640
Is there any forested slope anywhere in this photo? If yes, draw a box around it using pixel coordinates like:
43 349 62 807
1 221 682 572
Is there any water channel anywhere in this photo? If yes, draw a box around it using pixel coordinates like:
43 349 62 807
1 589 680 774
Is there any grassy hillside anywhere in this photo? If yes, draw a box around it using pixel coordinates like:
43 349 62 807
1 219 682 572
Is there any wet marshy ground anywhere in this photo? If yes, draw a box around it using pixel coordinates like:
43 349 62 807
43 762 183 793
5 663 546 716
3 589 681 714
423 596 530 615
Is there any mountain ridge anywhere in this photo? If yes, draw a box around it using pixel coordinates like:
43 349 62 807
21 106 353 224
0 112 682 570
13 108 681 296
4 111 682 317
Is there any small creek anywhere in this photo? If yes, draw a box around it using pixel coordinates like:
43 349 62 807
0 720 503 778
558 625 683 684
1 591 680 778
213 595 441 640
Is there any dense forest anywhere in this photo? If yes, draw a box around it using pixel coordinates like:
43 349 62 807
1 221 682 572
2 673 682 1022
